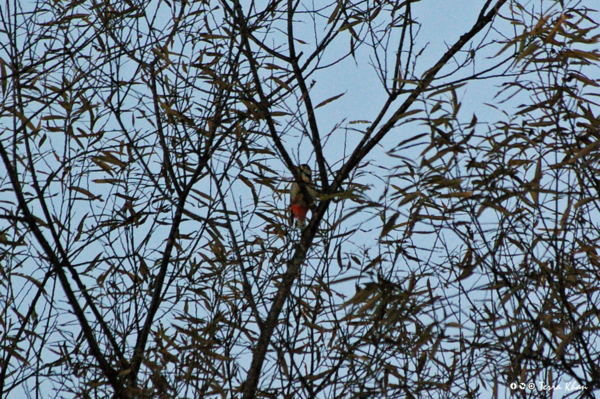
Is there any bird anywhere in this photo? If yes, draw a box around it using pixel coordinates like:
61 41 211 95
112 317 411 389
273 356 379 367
290 164 316 229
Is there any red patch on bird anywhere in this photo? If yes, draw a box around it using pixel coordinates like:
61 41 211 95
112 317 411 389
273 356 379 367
291 204 309 220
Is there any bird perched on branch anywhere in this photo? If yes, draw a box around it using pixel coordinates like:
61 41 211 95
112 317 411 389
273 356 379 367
290 164 317 229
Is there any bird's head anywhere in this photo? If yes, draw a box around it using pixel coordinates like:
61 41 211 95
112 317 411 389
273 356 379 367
298 164 312 183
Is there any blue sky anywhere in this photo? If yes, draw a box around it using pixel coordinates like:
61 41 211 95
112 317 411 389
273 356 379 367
2 0 600 397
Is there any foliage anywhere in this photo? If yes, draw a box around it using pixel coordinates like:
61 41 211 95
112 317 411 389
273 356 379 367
1 0 599 398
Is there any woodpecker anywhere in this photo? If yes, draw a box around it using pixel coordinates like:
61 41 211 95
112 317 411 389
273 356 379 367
290 164 316 229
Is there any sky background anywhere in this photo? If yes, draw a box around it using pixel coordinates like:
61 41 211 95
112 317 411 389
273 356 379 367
2 0 600 397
